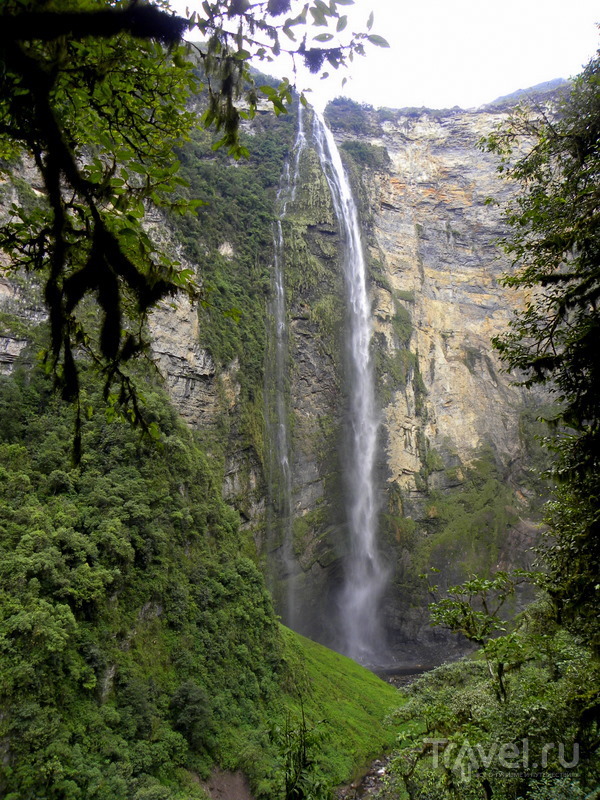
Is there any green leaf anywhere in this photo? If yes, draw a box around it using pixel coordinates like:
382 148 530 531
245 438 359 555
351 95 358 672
147 421 161 440
309 7 326 25
314 0 332 16
224 306 242 322
366 33 389 47
119 227 138 239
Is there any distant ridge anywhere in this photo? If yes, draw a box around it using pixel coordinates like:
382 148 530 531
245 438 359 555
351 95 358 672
365 78 572 116
487 77 570 107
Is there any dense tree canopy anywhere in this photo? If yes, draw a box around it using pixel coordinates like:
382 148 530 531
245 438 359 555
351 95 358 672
484 53 600 648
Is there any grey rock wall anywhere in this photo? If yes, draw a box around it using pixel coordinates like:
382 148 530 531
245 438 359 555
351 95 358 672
274 103 546 661
0 100 548 664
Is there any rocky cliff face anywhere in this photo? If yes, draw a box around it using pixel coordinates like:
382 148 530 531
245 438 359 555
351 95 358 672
365 107 528 480
263 144 348 642
265 101 547 662
0 162 48 375
0 98 547 664
351 104 544 659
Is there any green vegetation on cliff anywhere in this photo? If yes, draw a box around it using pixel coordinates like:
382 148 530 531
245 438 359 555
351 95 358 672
325 98 382 137
340 140 390 171
418 451 519 577
384 447 526 610
0 335 398 798
171 108 295 398
0 345 277 797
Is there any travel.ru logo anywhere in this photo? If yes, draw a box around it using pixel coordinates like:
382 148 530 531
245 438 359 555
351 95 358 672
424 738 579 780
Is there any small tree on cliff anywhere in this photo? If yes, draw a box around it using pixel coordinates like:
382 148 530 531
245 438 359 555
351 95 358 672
484 52 600 649
0 0 387 455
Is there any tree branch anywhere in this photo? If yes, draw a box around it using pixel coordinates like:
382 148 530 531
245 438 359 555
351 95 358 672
0 4 187 45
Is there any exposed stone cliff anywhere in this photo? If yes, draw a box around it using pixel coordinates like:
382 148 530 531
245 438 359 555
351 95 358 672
269 100 548 661
0 97 549 664
353 104 544 659
365 106 528 482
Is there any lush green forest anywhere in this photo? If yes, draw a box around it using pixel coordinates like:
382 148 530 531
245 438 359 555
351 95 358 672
0 345 400 798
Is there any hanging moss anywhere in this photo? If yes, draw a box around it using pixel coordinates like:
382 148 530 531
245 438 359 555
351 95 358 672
340 140 390 170
403 449 522 596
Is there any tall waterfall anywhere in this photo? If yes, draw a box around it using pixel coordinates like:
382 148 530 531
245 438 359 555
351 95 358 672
267 105 307 628
312 111 388 664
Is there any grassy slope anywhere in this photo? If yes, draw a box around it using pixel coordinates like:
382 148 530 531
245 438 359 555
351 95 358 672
281 627 401 786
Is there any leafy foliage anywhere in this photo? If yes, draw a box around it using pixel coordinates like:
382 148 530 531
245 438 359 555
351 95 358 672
0 0 388 453
0 347 283 797
427 571 538 704
383 597 600 800
483 53 600 648
281 702 329 800
428 572 529 646
185 0 388 152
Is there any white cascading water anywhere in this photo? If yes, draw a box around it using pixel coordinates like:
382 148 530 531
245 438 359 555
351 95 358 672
312 110 388 664
268 105 307 627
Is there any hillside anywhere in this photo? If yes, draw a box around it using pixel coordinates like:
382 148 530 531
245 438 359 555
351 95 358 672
0 324 399 797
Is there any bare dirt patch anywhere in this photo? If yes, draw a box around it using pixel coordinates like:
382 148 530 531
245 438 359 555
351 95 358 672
200 768 254 800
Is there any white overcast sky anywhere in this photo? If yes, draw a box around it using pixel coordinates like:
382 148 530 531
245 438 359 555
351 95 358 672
175 0 599 110
296 0 599 109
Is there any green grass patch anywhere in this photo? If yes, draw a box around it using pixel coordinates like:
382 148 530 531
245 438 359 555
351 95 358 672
280 627 401 786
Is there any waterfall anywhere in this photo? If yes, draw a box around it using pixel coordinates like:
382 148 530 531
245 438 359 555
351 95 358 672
267 105 307 628
312 111 388 665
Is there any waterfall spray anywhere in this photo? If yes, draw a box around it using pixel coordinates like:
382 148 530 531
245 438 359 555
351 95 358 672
312 110 388 664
